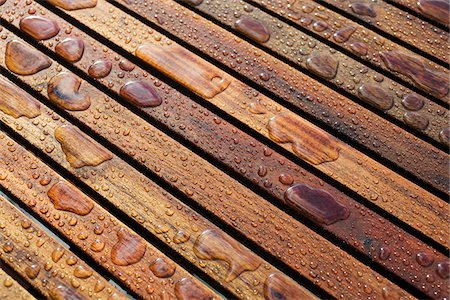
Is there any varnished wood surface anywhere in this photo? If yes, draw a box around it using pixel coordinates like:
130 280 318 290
0 0 448 299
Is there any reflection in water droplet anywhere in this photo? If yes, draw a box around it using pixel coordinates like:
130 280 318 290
119 59 135 71
264 273 315 300
193 229 262 282
333 26 356 43
436 261 449 278
403 112 429 131
5 40 52 75
418 0 449 25
111 228 146 266
47 181 94 215
380 51 449 97
402 94 425 111
149 257 176 278
19 16 60 40
358 84 394 111
48 72 91 111
350 42 368 56
55 38 85 63
54 125 113 168
416 252 434 267
88 59 112 78
267 112 340 165
379 246 391 260
0 77 41 118
119 81 162 108
136 43 230 99
285 184 349 225
234 16 271 43
306 54 339 79
175 277 216 300
47 0 97 10
350 3 377 17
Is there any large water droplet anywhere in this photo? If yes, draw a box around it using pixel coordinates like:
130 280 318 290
193 229 261 282
350 3 377 17
0 77 41 118
25 264 40 279
264 273 315 300
111 228 146 266
47 0 97 10
54 125 113 168
19 16 60 40
306 54 339 79
358 84 394 111
48 72 91 111
403 112 429 131
149 257 176 278
401 94 425 111
47 181 94 215
88 59 112 79
333 26 356 43
175 277 216 300
119 81 162 108
267 112 340 165
234 16 271 43
49 284 85 300
55 38 84 63
5 40 52 75
418 0 449 25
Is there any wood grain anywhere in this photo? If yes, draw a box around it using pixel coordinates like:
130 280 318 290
388 0 449 27
0 12 444 298
0 53 413 300
43 0 450 195
6 4 446 249
0 267 35 300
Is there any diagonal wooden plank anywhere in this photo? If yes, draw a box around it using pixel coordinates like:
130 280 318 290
35 0 449 195
0 77 318 299
0 267 36 300
0 136 218 299
386 0 449 27
0 61 414 300
6 2 447 247
0 15 446 297
0 194 128 300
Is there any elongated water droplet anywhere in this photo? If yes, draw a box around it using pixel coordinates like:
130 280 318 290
175 278 216 300
306 54 339 79
418 0 449 24
358 84 394 111
47 181 94 216
19 16 60 40
5 40 52 75
333 26 356 43
47 0 97 10
402 94 425 111
119 81 162 107
351 3 377 17
264 273 315 300
234 16 271 43
0 77 41 118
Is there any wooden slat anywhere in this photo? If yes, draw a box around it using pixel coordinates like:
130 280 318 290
0 135 217 299
178 0 450 132
387 0 449 27
0 56 413 300
0 78 318 299
247 0 449 104
0 194 127 300
11 2 448 247
0 267 35 300
316 0 450 62
0 12 446 297
46 0 449 195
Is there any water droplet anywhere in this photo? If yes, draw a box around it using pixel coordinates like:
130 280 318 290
3 242 14 253
234 16 271 43
119 81 162 108
264 273 314 300
149 257 176 278
350 42 368 56
333 26 356 43
88 59 112 78
380 51 449 97
403 112 429 131
136 43 230 99
47 0 97 10
439 127 449 146
358 84 394 111
350 3 377 17
73 265 93 279
418 0 449 25
401 94 425 111
0 77 41 118
279 174 294 185
179 0 203 6
119 59 135 71
379 246 391 260
47 181 94 215
5 40 52 75
19 16 60 40
306 54 339 79
25 264 40 279
111 228 146 266
91 239 105 252
416 252 434 267
285 184 349 225
49 284 85 300
3 278 13 288
312 20 328 32
175 278 216 300
52 247 65 262
55 38 84 63
436 261 449 278
54 124 113 168
193 229 261 282
173 230 190 244
48 72 91 111
267 112 340 165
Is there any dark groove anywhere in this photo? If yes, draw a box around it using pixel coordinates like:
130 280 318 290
98 0 447 199
383 0 449 32
314 0 450 68
0 33 438 300
0 259 45 299
0 184 140 299
175 0 448 152
0 123 232 300
244 0 450 109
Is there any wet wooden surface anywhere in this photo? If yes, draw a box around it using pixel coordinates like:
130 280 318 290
0 0 448 299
